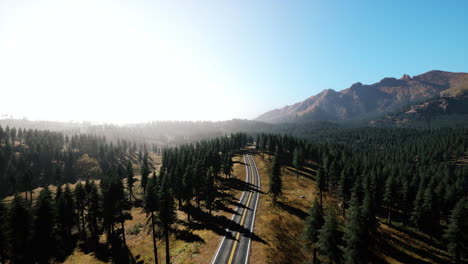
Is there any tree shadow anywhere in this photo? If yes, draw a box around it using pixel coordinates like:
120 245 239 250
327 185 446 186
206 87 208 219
276 201 308 220
385 223 447 253
54 233 78 262
182 206 267 245
303 162 319 171
219 176 263 194
78 236 111 263
284 167 315 181
173 228 205 243
379 231 452 264
214 199 243 214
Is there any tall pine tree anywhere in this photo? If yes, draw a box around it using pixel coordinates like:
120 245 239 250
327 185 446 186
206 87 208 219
302 198 324 264
158 173 176 264
32 187 56 264
269 153 282 204
144 175 160 264
7 194 32 264
444 198 468 263
317 207 341 264
126 161 135 202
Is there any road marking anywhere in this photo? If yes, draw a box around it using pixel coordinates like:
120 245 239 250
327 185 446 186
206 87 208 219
227 155 255 264
211 154 250 264
228 187 253 264
244 155 261 264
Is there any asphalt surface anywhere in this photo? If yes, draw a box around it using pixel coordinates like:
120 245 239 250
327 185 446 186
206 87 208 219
212 154 261 264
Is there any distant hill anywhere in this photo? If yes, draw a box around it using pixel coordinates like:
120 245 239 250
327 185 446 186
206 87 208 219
256 70 468 123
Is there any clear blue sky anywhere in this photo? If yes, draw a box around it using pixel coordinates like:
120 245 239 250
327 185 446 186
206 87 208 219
0 0 467 122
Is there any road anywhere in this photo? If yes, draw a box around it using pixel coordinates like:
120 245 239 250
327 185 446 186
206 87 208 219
212 154 261 264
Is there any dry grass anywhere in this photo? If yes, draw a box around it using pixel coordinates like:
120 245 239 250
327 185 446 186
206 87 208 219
250 153 320 264
250 152 454 264
63 251 107 264
377 221 453 264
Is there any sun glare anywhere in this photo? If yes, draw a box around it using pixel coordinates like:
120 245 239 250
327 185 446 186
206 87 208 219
0 1 235 123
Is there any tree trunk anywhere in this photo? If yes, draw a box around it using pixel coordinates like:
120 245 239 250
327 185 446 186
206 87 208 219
342 199 346 218
312 247 317 264
387 206 392 224
165 228 170 264
77 213 81 234
81 209 86 236
186 201 191 222
121 221 126 247
319 191 323 209
151 212 159 264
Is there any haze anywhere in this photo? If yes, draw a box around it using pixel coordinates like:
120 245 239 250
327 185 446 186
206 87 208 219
1 0 467 123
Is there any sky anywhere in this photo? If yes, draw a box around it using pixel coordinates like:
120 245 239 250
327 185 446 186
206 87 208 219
0 0 467 123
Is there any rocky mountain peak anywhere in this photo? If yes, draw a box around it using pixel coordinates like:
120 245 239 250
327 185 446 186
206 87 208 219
400 74 411 80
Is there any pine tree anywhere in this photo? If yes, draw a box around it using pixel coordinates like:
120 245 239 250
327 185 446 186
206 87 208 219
158 173 176 264
7 194 32 264
141 155 151 195
360 189 377 253
22 170 33 204
317 167 326 207
126 161 135 202
0 201 7 264
32 187 56 264
269 154 282 204
74 181 86 236
54 165 62 185
444 198 468 263
292 148 302 178
317 207 341 264
204 169 216 215
337 168 348 217
383 175 395 224
222 154 233 178
86 181 102 242
101 172 132 256
56 184 76 259
144 175 160 264
302 198 324 264
422 183 439 238
182 168 193 221
343 194 366 264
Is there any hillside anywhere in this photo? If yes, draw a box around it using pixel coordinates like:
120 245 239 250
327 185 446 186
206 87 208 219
251 153 456 264
370 94 468 128
256 70 468 123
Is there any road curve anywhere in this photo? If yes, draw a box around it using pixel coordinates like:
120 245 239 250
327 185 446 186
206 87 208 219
211 154 261 264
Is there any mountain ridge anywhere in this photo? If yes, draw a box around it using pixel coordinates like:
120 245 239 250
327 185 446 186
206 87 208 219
256 70 468 123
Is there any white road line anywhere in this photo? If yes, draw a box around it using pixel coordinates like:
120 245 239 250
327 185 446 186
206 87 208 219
244 154 261 264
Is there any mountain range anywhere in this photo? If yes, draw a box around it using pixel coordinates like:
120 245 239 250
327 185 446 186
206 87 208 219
255 70 468 124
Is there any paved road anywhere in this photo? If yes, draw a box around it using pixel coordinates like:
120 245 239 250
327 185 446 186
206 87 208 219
212 154 261 264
